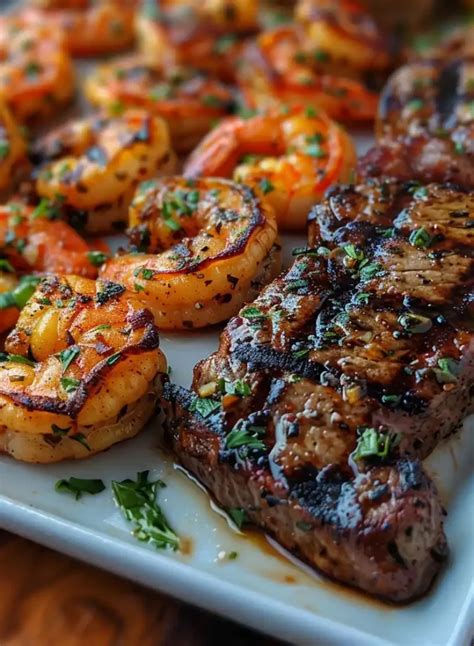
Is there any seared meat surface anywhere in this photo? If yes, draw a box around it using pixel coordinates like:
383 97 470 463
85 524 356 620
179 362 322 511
163 179 473 601
359 58 474 187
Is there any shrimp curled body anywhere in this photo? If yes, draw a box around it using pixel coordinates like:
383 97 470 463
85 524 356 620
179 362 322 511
184 107 356 230
101 177 280 330
0 16 75 122
0 275 166 463
237 26 381 123
136 1 257 81
22 1 137 58
84 57 235 153
34 110 176 234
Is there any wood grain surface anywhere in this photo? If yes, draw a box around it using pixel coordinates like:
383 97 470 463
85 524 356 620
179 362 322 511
0 531 280 646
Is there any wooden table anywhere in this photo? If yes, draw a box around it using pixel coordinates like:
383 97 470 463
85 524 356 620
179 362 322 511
0 531 280 646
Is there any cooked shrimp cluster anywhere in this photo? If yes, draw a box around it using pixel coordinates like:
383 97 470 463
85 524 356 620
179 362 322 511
22 0 137 57
0 14 75 122
237 0 392 122
34 110 176 233
84 58 234 152
0 0 411 464
0 103 29 197
136 0 258 81
101 177 280 328
184 107 356 230
0 275 166 462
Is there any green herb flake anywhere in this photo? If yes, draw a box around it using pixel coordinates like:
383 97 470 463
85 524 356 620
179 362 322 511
51 423 71 436
360 262 383 281
228 551 238 560
407 98 424 111
87 251 109 267
433 357 460 384
259 177 275 194
58 346 80 372
70 433 91 451
133 266 155 280
241 306 266 321
112 470 179 550
0 259 14 273
190 397 221 418
60 377 81 394
228 507 247 530
5 354 35 367
409 227 432 248
106 352 121 366
0 141 10 159
225 420 266 451
55 477 105 500
353 427 398 461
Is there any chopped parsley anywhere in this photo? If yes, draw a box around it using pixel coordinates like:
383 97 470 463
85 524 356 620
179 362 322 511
241 306 265 321
190 396 221 418
58 346 80 372
60 377 81 394
51 424 71 436
0 275 40 310
227 507 248 530
133 266 155 280
259 177 274 194
0 141 10 159
0 259 14 273
55 477 105 500
0 353 35 367
225 420 266 451
353 427 398 461
70 433 91 451
433 357 460 384
112 470 179 550
359 262 383 281
87 251 109 267
409 227 431 248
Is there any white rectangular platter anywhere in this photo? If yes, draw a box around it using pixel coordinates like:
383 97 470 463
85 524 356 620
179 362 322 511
1 233 473 646
0 4 472 629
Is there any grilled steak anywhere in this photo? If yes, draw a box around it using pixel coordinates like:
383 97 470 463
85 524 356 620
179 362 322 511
163 179 474 601
358 57 474 187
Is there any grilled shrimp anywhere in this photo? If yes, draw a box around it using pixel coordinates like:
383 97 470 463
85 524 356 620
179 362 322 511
0 200 107 278
0 270 21 334
0 15 75 122
184 107 356 230
295 0 391 72
33 110 176 234
237 26 380 122
136 0 257 82
22 1 137 58
0 103 29 198
84 57 234 153
101 177 280 329
0 275 166 463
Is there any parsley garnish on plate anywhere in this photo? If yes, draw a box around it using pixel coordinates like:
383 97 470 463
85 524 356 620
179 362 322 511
55 477 105 500
112 471 179 551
